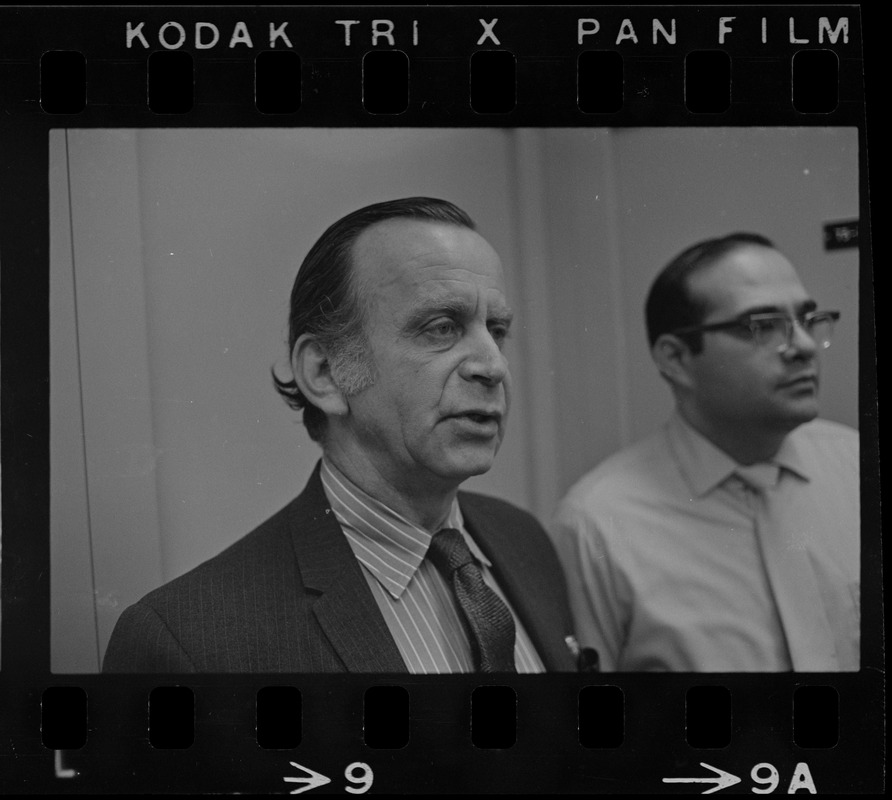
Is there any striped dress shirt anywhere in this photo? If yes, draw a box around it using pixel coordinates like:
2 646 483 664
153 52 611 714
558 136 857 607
320 459 545 674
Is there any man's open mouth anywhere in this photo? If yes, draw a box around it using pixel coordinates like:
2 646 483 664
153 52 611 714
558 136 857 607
449 410 502 426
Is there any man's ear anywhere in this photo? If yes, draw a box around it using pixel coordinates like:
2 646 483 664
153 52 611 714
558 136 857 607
652 333 696 391
292 334 350 418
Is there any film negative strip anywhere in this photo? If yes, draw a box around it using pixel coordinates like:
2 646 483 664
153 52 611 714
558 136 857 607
0 4 882 795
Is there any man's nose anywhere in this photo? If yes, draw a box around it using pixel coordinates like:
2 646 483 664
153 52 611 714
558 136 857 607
783 317 819 358
459 327 509 384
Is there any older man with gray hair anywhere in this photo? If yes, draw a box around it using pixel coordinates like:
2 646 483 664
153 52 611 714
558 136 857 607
104 197 576 674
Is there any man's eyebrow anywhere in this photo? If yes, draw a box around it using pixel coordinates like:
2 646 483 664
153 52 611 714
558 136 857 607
400 300 514 331
797 299 819 314
741 299 818 316
489 308 514 327
740 305 785 316
401 299 472 331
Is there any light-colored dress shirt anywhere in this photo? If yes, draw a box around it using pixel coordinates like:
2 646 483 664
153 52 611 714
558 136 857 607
320 459 545 674
550 415 860 672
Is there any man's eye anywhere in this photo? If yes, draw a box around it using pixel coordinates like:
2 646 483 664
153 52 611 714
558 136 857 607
424 320 459 339
799 313 821 329
489 325 510 345
750 318 783 335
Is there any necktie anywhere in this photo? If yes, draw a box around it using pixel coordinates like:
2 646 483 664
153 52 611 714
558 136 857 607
427 529 517 673
735 464 839 670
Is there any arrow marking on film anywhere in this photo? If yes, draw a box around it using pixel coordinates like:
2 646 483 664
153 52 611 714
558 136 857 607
283 761 332 794
662 762 741 794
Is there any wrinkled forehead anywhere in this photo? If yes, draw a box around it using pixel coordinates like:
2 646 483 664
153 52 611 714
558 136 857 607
351 218 506 295
689 244 810 318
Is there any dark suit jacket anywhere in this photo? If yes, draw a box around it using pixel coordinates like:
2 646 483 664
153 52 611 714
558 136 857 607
102 464 576 673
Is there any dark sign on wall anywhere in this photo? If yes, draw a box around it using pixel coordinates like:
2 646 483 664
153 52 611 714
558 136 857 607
824 219 859 250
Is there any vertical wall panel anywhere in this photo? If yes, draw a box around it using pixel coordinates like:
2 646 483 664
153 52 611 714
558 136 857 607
505 130 561 515
49 130 100 672
538 130 630 496
65 130 165 665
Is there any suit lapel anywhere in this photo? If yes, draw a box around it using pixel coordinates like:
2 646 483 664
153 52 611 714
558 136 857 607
460 494 575 671
286 467 573 672
288 465 407 673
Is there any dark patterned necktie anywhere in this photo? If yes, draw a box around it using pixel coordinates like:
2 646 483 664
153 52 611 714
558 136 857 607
428 528 517 673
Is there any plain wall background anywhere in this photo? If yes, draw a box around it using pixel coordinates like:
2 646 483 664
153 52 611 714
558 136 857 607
50 127 860 672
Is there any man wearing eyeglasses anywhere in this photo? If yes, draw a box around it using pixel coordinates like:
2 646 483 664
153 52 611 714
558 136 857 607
551 233 859 672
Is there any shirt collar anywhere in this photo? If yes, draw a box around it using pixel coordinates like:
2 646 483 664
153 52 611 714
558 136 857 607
667 413 810 498
319 458 490 599
772 430 810 481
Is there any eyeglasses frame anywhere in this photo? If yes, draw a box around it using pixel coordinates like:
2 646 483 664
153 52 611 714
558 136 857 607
669 309 841 352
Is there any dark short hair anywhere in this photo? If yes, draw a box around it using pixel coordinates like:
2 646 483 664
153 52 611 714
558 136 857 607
273 197 476 441
644 232 775 353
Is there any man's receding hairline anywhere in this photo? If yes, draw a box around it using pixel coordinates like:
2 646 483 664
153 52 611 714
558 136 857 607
352 215 477 250
696 239 780 273
684 241 786 314
347 215 490 292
